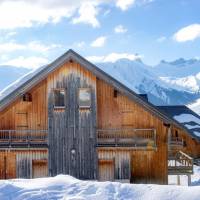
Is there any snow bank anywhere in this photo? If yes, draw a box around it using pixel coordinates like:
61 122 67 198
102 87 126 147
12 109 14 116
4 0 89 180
0 170 200 200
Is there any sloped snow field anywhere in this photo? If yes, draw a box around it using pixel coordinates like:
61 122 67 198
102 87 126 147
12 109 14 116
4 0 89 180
0 166 199 200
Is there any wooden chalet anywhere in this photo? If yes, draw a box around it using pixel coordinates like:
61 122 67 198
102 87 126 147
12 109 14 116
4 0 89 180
0 49 199 184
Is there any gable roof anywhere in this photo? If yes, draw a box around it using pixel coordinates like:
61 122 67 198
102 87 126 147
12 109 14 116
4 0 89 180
157 105 200 140
0 49 199 141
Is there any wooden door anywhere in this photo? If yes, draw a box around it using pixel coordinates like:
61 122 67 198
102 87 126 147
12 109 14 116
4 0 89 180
98 159 114 181
32 160 48 178
131 154 148 183
0 152 16 179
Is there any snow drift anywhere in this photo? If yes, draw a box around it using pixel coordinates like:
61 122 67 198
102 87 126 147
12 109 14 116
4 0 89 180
0 166 199 200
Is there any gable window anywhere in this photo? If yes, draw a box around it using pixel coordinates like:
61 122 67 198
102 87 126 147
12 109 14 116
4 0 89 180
22 93 32 102
113 89 118 98
53 89 65 108
78 88 91 108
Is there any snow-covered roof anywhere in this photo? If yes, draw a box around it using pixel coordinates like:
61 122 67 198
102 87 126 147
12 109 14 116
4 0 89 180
157 105 200 139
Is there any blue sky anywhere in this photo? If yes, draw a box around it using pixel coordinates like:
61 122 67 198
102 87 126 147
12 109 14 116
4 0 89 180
0 0 200 69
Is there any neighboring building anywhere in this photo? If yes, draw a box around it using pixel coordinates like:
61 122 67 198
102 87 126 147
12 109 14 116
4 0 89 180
0 50 199 183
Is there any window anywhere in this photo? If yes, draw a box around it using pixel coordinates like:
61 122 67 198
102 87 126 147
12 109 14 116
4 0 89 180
78 88 91 108
22 93 32 102
53 89 65 108
114 89 118 98
175 130 178 138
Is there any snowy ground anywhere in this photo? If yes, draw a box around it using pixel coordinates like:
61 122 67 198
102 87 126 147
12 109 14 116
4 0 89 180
0 166 199 200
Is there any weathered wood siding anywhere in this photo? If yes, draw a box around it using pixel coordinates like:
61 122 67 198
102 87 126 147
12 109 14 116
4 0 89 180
0 152 16 179
47 61 97 179
0 150 47 179
96 79 168 184
0 80 47 130
0 80 48 179
171 125 200 158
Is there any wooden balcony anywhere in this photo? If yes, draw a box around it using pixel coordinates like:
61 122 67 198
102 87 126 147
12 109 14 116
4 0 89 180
97 128 156 149
168 151 193 175
0 130 48 148
170 137 184 147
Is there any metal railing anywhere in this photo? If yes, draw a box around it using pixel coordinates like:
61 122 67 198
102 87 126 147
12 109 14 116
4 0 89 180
0 130 48 147
97 128 156 148
168 151 193 175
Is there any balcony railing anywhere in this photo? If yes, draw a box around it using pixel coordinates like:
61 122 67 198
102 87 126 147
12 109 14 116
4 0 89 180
170 137 184 147
97 128 156 149
168 151 193 175
0 130 48 147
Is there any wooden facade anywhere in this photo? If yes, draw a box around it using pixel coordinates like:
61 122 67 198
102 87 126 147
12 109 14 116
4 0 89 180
96 79 168 184
169 125 200 158
47 62 97 179
0 50 199 184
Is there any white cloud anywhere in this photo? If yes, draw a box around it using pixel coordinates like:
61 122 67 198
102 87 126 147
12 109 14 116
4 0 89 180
91 36 107 47
0 1 154 30
2 56 49 69
27 41 61 53
157 36 166 42
0 0 104 30
0 42 25 53
86 56 105 63
0 41 61 54
76 41 86 48
114 25 127 33
4 31 17 39
87 52 143 63
0 1 77 30
173 24 200 42
72 2 100 28
103 9 111 17
0 54 9 61
116 0 135 11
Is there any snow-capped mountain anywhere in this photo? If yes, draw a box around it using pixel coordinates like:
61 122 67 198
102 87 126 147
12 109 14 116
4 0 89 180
0 58 200 107
189 99 200 115
152 58 200 93
153 58 200 77
97 59 200 105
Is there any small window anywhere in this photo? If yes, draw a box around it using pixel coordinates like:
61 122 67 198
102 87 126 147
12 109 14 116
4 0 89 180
53 89 65 108
23 93 32 102
114 89 118 98
78 88 91 108
175 130 178 138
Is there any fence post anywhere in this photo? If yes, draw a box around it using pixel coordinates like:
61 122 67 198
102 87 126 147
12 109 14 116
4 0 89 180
154 129 156 147
9 130 11 147
177 175 180 185
188 175 191 186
